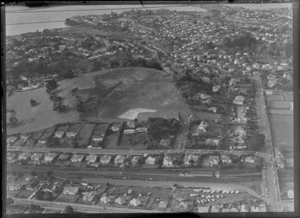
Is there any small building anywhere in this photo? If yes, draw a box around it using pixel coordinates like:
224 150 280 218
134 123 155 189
66 131 77 138
221 154 232 164
130 198 141 207
7 152 17 161
179 202 189 210
92 134 105 142
198 206 210 213
213 85 221 92
184 154 199 166
202 155 220 167
131 156 141 166
160 138 171 147
57 153 69 161
86 154 97 163
100 155 112 164
114 155 126 165
163 155 173 167
71 154 84 163
211 205 221 213
100 195 111 204
63 186 79 195
18 152 31 161
124 129 135 134
7 136 18 146
240 204 250 212
83 191 97 202
244 156 255 164
136 127 147 133
158 200 168 209
44 153 58 163
205 138 220 146
258 203 267 212
287 189 294 199
126 120 136 128
145 156 156 165
115 196 126 205
111 124 121 132
7 181 24 191
31 153 43 161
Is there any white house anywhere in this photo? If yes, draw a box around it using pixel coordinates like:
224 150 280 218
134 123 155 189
145 156 156 165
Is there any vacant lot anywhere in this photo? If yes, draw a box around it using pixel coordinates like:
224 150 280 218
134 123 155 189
7 87 80 135
77 123 96 148
268 114 293 149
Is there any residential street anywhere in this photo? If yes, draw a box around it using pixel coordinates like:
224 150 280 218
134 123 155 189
253 76 282 211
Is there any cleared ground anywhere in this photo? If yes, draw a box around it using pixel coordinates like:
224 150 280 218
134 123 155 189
7 67 191 134
268 114 293 149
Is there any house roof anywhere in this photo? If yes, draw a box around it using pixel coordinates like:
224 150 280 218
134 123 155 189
100 155 111 163
159 200 168 208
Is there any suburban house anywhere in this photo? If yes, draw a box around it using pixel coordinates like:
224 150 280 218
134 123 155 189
57 153 69 161
66 131 77 138
179 201 189 210
244 156 255 164
7 136 18 146
197 121 208 133
205 138 220 146
71 154 84 163
114 155 126 165
86 154 98 163
54 131 65 138
115 196 126 205
44 153 58 163
163 155 174 167
7 181 24 191
145 156 156 165
184 154 199 166
240 204 251 212
124 129 135 134
130 198 141 207
198 206 210 213
92 134 105 142
7 152 17 161
83 191 97 202
202 155 220 167
100 155 112 164
221 154 232 164
63 186 79 195
111 123 121 132
18 152 31 161
131 156 141 166
158 200 168 209
160 138 171 147
31 153 43 161
211 205 221 213
100 195 111 204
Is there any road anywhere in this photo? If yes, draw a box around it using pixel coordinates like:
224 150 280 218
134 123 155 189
253 76 282 212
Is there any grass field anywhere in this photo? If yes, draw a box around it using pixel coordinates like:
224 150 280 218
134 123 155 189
7 67 191 134
268 114 293 149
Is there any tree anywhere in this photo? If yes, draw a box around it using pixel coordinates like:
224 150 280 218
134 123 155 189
46 79 59 95
63 205 74 213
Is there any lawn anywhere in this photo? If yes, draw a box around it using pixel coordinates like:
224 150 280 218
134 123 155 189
77 123 96 148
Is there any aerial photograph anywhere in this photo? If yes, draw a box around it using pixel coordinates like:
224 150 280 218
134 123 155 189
5 0 294 214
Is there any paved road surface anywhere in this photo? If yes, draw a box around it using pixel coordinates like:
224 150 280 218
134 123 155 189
253 76 282 212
